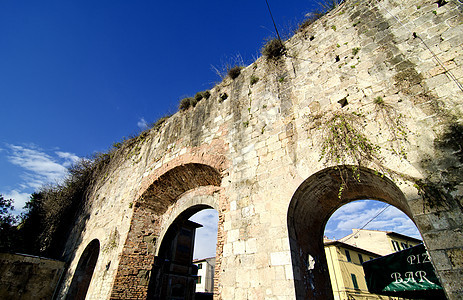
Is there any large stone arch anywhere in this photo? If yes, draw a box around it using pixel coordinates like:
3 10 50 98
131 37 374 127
287 166 425 299
110 162 223 299
155 186 221 256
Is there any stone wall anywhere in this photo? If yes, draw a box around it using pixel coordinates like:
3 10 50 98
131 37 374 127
57 0 463 299
0 253 64 300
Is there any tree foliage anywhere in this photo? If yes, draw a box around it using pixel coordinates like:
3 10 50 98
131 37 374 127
0 195 18 252
1 156 104 257
20 158 98 257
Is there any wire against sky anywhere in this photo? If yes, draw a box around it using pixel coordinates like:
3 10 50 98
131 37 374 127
265 0 281 41
341 203 390 243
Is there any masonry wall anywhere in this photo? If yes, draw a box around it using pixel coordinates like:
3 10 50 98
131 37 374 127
0 253 65 300
57 0 463 299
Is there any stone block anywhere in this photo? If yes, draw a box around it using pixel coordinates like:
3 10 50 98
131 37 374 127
425 73 450 89
430 249 453 271
447 248 463 269
424 229 463 250
233 240 246 255
245 238 258 254
270 251 291 266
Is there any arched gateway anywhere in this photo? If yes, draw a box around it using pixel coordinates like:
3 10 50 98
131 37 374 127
109 163 225 299
287 166 420 299
58 0 463 298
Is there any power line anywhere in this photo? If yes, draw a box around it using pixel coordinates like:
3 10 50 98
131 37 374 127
341 204 390 243
373 0 463 93
265 0 281 41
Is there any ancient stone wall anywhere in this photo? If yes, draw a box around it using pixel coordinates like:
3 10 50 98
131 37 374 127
57 0 463 299
0 253 65 300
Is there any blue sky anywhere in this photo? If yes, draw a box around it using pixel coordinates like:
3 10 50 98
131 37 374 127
0 1 420 258
0 0 315 212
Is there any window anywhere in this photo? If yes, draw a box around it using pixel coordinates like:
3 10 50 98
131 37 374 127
197 263 202 269
351 274 359 289
345 250 351 262
392 240 401 252
358 254 364 264
401 242 408 249
369 257 373 261
195 276 202 284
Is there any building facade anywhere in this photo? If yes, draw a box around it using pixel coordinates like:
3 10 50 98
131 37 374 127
193 257 216 293
325 230 423 300
325 240 389 300
339 229 423 256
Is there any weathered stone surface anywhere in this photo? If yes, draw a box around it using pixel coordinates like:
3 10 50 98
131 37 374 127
56 0 463 299
0 253 65 300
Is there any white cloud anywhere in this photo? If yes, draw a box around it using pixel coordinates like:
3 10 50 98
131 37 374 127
2 144 82 213
56 151 80 167
325 200 420 240
137 117 148 130
330 200 370 220
189 209 219 259
7 144 68 185
1 190 30 215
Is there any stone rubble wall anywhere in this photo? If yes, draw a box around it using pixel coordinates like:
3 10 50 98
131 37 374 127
0 253 65 300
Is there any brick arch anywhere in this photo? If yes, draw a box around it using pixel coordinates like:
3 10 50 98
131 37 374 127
110 163 223 300
136 163 222 214
287 166 417 299
136 144 229 202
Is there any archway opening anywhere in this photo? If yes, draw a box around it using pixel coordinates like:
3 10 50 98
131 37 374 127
323 199 422 299
287 166 420 299
148 205 219 300
190 208 219 297
110 163 223 300
67 239 100 300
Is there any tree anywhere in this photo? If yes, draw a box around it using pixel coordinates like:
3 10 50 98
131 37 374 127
17 192 44 255
0 194 18 252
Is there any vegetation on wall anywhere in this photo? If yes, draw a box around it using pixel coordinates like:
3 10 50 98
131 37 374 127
195 90 211 102
298 0 344 31
373 97 408 159
18 155 114 257
250 75 259 85
262 38 286 59
0 157 100 257
228 66 243 79
179 97 194 111
317 94 416 199
320 111 381 166
319 110 383 197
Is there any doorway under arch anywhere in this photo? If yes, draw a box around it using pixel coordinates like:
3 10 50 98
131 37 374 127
147 205 219 300
287 166 420 299
67 239 100 300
